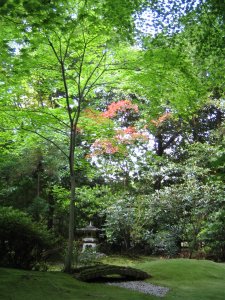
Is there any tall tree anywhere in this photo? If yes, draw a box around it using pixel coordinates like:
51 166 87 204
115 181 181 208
0 0 147 272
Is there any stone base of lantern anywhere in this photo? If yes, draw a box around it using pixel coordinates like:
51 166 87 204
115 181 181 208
82 242 97 252
82 237 97 252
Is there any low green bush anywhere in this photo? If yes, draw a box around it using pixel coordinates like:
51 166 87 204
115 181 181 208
0 206 55 269
200 209 225 261
151 230 180 257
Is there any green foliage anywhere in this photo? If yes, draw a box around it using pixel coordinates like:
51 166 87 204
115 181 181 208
103 172 224 258
200 209 225 261
67 241 102 269
51 185 70 211
104 198 135 249
0 206 55 269
144 178 225 257
27 196 49 221
124 46 206 118
76 185 114 221
151 229 181 258
76 248 102 268
104 195 152 250
0 0 224 266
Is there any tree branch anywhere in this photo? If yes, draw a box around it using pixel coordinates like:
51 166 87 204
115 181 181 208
0 126 69 159
81 51 107 96
21 127 69 158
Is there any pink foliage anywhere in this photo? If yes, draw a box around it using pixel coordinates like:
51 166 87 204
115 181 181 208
102 100 139 118
88 100 150 157
116 126 149 144
90 139 119 156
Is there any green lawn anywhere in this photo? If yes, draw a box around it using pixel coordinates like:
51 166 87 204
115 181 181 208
0 258 224 300
136 258 225 300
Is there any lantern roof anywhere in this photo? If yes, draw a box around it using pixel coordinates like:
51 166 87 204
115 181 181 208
78 221 100 232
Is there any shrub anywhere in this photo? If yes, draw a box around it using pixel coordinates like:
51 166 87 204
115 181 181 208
71 242 104 268
0 206 55 269
151 230 180 257
200 209 225 261
104 196 151 251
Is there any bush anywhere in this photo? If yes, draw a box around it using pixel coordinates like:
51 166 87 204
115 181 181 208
200 209 225 261
151 230 180 257
0 206 55 269
71 242 104 268
104 196 152 251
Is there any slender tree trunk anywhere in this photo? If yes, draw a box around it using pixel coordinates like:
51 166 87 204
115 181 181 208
64 129 76 273
64 174 76 272
47 192 54 230
155 133 164 157
154 132 163 190
37 171 40 197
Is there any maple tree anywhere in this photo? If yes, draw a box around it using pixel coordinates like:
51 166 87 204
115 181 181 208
0 0 147 272
89 100 149 157
91 139 119 156
0 0 224 268
101 100 139 118
116 126 148 144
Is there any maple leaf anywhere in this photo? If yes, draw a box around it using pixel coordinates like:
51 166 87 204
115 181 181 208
102 100 139 118
115 126 149 144
89 139 119 156
150 112 172 127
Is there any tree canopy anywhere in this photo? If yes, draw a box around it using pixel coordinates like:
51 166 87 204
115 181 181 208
0 0 224 270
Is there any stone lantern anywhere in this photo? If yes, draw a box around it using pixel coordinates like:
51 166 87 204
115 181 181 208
78 221 100 252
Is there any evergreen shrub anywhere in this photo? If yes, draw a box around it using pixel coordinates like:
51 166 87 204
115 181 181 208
0 206 55 269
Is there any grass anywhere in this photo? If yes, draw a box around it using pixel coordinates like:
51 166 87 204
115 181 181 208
0 258 225 300
136 258 225 300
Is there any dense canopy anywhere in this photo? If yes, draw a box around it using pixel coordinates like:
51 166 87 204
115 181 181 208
0 0 224 271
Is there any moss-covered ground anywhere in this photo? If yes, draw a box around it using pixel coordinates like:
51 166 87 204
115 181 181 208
0 257 224 300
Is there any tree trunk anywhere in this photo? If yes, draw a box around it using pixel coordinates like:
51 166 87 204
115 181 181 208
37 171 40 197
64 129 76 273
154 132 163 190
64 174 76 272
47 191 54 230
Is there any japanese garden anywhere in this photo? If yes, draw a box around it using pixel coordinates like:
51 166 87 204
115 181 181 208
0 0 225 299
